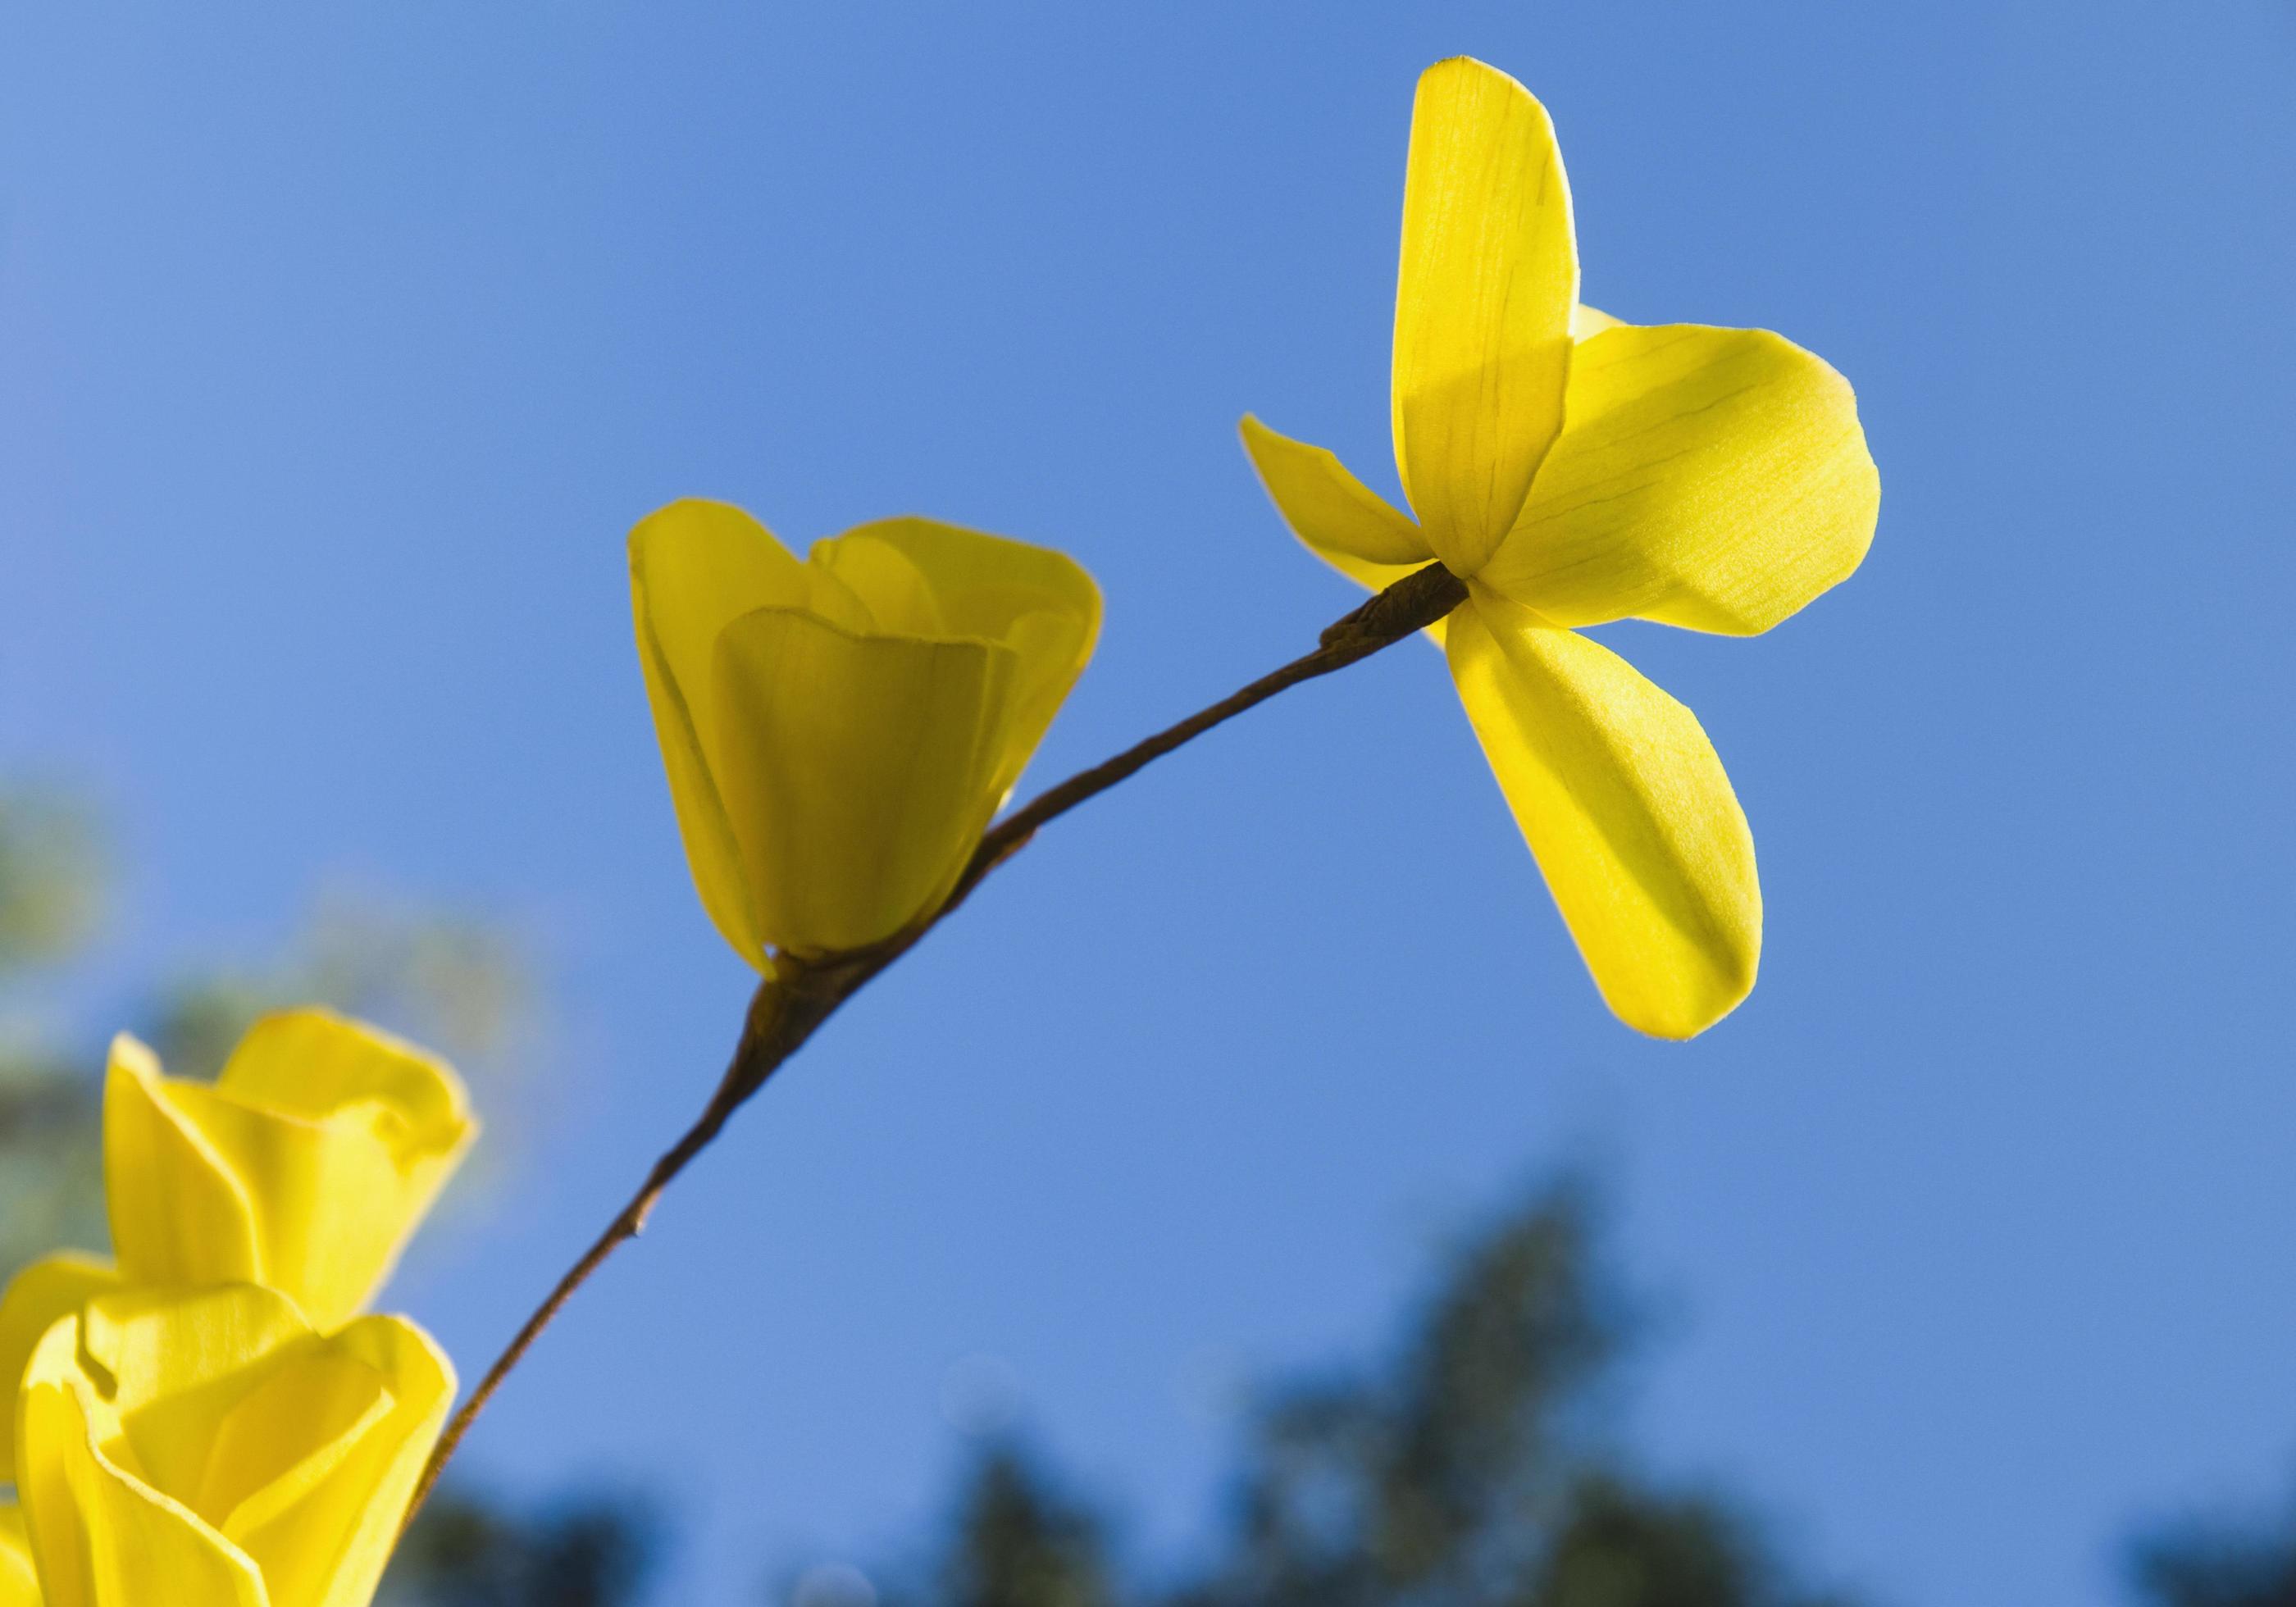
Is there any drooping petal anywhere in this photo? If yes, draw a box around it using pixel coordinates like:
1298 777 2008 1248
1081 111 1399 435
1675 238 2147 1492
103 1036 262 1294
818 519 1103 799
0 1505 39 1605
1392 57 1578 577
1446 590 1760 1038
17 1313 273 1607
630 500 811 967
1480 325 1879 635
0 1257 120 1485
704 609 1018 956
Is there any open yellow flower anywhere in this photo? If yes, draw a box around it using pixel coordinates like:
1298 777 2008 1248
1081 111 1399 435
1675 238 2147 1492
1243 57 1879 1038
631 500 1102 964
11 1283 452 1607
0 1009 472 1486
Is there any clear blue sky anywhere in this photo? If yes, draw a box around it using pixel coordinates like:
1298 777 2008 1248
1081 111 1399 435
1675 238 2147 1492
4 4 2293 1604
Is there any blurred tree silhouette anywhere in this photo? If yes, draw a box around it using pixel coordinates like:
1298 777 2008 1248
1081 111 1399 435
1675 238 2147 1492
380 1487 661 1607
20 775 2296 1607
2133 1491 2296 1607
935 1448 1116 1607
871 1183 1853 1607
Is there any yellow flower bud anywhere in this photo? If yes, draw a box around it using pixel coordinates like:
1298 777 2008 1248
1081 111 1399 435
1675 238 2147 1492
631 500 1101 964
102 1010 476 1331
11 1283 453 1607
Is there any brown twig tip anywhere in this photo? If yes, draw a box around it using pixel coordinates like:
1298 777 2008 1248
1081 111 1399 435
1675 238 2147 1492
1320 560 1467 649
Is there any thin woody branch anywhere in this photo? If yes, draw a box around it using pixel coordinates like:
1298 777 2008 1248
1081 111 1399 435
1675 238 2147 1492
403 558 1465 1522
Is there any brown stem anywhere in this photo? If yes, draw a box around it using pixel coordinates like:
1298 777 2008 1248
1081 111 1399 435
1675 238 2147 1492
402 559 1465 1524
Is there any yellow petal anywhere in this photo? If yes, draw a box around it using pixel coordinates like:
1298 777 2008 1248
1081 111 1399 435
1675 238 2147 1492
103 1035 262 1292
704 608 1018 956
809 533 946 638
208 1009 476 1329
1392 57 1578 577
0 1256 121 1486
1446 591 1759 1038
17 1286 453 1607
104 1017 472 1332
1481 325 1879 635
224 1317 453 1607
630 499 811 967
1238 415 1432 568
1237 416 1452 644
17 1312 271 1607
816 518 1102 800
1571 303 1623 339
0 1505 39 1605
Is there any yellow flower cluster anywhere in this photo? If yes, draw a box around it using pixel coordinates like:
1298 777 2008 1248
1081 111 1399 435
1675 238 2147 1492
0 1012 476 1607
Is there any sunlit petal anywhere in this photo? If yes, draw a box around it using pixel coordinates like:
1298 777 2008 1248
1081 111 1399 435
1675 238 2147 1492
0 1258 119 1486
1239 415 1432 567
102 1036 262 1294
704 609 1017 955
629 500 810 966
0 1506 39 1605
1571 303 1624 339
817 519 1102 800
1482 325 1879 635
1392 57 1577 576
1446 591 1760 1037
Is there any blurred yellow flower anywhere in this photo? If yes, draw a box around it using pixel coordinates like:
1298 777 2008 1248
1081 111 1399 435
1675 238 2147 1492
631 500 1101 964
1243 57 1879 1038
0 1010 473 1486
11 1282 452 1607
104 1011 476 1330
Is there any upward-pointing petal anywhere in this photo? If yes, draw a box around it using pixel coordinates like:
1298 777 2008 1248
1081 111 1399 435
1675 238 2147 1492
1392 57 1578 578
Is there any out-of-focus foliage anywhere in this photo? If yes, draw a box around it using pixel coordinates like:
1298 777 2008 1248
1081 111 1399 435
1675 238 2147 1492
381 1487 661 1607
2133 1493 2296 1607
0 787 102 966
937 1448 1116 1607
0 782 536 1282
866 1183 1854 1607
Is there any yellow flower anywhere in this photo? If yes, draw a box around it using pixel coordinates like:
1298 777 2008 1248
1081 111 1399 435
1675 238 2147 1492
631 501 1102 964
0 1009 472 1477
10 1282 452 1607
102 1012 476 1330
1242 57 1879 1038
